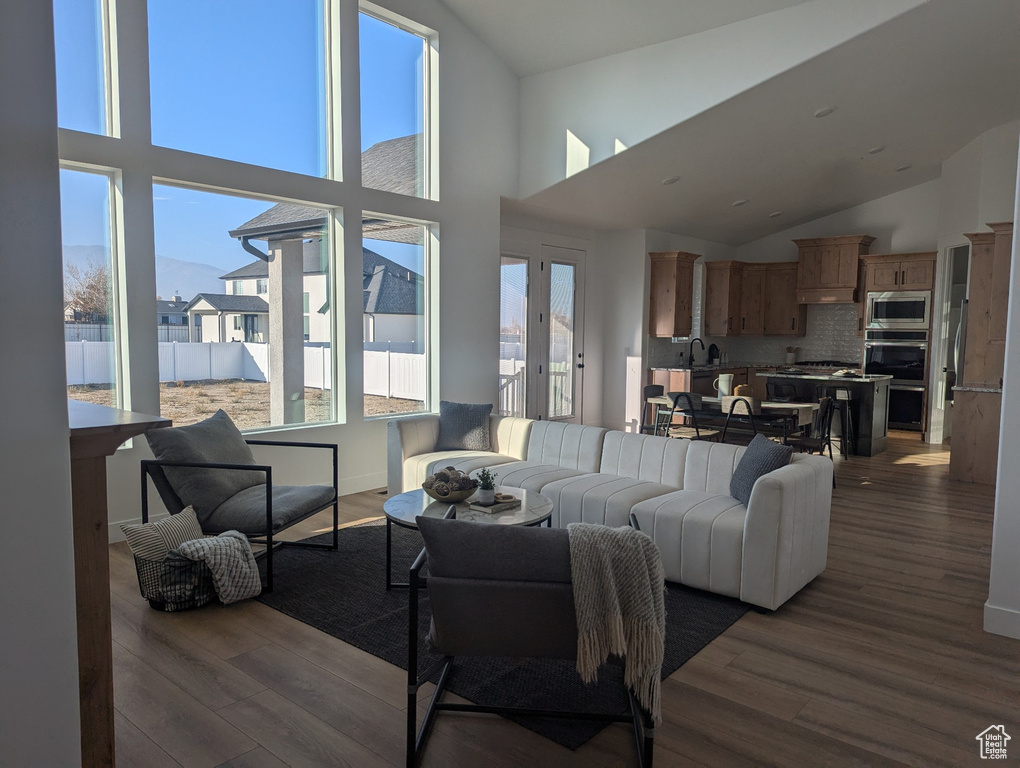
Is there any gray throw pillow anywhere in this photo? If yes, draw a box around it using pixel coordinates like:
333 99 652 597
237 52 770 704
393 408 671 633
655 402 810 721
435 401 493 451
729 433 793 506
145 410 265 524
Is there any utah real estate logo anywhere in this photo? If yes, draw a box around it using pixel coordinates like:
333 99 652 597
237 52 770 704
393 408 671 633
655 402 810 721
976 725 1010 759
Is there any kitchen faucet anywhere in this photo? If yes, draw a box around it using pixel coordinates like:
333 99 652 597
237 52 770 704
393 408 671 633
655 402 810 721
688 337 705 368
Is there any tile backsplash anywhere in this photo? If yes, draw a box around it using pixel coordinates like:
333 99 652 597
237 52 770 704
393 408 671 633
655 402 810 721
648 303 864 367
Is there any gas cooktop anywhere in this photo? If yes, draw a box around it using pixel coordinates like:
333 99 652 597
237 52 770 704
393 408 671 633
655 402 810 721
796 360 861 367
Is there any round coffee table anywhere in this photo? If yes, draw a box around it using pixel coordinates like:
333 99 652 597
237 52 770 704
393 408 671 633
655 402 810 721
382 485 553 589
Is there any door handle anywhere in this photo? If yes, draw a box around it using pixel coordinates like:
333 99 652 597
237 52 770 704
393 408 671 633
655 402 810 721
894 271 898 285
577 363 584 369
791 317 795 331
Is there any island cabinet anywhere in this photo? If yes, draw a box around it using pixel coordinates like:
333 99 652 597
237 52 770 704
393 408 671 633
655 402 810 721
648 251 699 337
863 252 936 292
762 264 807 336
704 261 743 336
794 234 875 303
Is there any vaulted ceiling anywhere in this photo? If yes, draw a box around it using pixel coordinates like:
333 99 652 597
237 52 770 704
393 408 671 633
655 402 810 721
444 0 1020 244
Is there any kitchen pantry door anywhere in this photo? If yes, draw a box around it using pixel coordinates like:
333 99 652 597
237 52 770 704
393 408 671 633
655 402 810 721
498 245 586 422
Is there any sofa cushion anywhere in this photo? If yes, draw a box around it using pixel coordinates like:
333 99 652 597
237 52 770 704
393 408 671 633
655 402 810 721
629 491 746 595
680 441 747 494
525 421 607 472
486 460 590 492
598 431 691 485
403 451 521 493
542 473 681 529
435 401 493 451
729 434 793 506
145 409 264 520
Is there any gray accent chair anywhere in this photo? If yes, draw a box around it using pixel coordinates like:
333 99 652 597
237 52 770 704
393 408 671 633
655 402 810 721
140 410 339 591
406 512 655 768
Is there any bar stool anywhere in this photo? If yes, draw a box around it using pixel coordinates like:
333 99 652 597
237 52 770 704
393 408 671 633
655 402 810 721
817 385 855 457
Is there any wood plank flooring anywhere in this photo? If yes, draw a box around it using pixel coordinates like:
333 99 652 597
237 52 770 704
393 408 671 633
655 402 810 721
110 434 1019 767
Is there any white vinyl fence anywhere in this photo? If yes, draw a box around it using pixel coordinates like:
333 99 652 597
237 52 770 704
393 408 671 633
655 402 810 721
66 340 425 400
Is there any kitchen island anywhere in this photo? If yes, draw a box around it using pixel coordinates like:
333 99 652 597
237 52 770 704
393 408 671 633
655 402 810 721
760 371 892 456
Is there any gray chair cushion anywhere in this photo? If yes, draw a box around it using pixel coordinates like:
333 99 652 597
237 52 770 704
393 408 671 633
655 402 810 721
729 433 793 506
145 410 264 520
435 401 493 451
417 516 572 583
204 483 336 535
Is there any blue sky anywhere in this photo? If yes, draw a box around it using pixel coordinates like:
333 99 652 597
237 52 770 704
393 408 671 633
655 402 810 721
55 0 424 277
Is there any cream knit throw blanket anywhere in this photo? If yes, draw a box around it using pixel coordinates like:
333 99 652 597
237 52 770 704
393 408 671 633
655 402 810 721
568 523 665 724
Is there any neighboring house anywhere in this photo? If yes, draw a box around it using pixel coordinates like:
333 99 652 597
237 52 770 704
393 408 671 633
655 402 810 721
155 295 188 326
225 200 424 348
184 293 269 343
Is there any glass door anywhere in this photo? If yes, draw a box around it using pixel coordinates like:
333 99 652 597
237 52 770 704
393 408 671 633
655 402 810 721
499 256 528 417
539 245 585 422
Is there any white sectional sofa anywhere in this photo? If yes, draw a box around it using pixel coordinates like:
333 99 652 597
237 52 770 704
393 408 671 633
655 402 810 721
387 414 832 610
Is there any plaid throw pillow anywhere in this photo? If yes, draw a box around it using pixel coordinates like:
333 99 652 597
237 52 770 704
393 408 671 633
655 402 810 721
121 506 204 561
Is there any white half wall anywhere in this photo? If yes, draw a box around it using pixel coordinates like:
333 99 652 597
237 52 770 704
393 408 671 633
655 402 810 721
0 2 82 764
517 0 924 197
984 131 1020 639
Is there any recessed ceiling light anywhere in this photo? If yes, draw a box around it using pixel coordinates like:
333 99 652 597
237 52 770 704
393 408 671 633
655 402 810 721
769 211 783 218
661 176 680 185
868 145 886 155
814 106 835 118
896 164 912 172
731 199 748 207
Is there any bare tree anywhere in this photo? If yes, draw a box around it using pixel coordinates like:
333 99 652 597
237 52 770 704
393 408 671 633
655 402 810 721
64 258 111 321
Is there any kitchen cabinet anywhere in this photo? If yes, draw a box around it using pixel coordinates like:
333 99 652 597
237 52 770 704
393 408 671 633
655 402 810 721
738 265 766 335
762 264 807 336
648 251 699 337
961 224 1013 388
864 253 936 292
794 235 875 303
855 260 867 337
704 262 742 336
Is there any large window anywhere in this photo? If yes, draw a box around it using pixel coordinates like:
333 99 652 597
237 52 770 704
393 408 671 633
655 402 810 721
60 167 120 407
55 3 437 433
363 217 428 416
360 11 432 198
147 0 329 176
153 186 335 430
53 0 110 135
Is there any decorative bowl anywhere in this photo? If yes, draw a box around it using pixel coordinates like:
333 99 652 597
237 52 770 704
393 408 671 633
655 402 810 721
423 485 476 504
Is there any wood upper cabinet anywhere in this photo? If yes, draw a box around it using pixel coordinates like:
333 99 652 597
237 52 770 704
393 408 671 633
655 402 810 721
763 264 807 336
704 261 742 336
865 253 936 292
794 235 874 303
648 251 699 337
856 259 867 337
739 265 766 335
962 223 1013 388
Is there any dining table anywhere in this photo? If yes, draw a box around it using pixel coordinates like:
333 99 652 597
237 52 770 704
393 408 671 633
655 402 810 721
646 394 818 441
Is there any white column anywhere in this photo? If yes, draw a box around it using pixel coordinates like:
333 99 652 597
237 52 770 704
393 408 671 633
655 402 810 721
269 238 305 425
985 146 1020 638
0 2 82 763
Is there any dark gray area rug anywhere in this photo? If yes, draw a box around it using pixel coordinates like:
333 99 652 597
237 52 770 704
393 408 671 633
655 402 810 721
256 521 748 750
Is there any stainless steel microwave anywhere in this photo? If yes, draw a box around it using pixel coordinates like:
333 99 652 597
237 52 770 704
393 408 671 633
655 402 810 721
866 290 930 330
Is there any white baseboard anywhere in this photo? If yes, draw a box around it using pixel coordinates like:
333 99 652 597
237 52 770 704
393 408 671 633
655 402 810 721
983 602 1020 639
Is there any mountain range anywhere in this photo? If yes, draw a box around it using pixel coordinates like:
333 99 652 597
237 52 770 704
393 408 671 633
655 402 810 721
62 245 227 302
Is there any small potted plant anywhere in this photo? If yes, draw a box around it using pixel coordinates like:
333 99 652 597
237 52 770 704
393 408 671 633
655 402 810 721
475 468 497 505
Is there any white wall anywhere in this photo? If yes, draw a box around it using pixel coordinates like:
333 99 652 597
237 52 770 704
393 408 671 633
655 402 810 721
0 3 82 764
517 0 924 198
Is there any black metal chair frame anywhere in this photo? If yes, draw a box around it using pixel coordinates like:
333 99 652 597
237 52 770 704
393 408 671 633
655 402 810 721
140 439 339 592
640 384 665 435
719 398 795 444
405 507 655 768
663 392 716 441
784 397 837 487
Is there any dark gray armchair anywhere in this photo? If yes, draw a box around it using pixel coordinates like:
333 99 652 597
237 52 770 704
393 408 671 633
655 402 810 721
140 410 338 591
406 512 655 767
